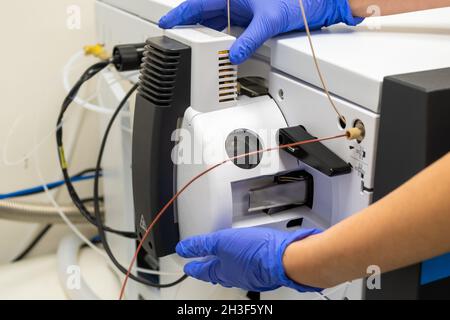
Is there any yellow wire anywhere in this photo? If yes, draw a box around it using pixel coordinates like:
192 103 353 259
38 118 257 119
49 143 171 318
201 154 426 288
298 0 347 125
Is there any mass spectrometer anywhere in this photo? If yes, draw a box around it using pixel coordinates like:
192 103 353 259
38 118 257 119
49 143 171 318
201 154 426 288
95 0 450 300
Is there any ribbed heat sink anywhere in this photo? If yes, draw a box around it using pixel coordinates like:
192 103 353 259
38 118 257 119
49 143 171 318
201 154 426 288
139 42 181 107
218 50 238 104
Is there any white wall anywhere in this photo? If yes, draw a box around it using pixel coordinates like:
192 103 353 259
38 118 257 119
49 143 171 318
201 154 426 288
0 0 101 262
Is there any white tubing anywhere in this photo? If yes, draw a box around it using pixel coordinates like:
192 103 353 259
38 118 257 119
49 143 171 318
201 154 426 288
20 52 184 279
63 51 139 115
3 51 135 167
30 108 182 277
2 102 83 167
57 235 100 300
32 154 182 277
62 51 114 115
2 117 64 167
33 147 110 259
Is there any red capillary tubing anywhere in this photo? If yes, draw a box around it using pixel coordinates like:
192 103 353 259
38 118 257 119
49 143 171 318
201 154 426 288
118 133 347 299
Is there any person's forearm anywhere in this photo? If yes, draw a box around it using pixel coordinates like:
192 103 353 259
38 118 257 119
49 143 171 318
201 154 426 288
349 0 450 17
283 153 450 289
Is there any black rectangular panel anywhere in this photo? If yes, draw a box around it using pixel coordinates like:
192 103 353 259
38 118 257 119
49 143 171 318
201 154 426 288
367 68 450 300
279 126 351 176
132 37 191 257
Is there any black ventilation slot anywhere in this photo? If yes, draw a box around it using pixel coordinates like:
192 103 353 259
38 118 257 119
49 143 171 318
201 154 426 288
139 73 174 90
138 40 187 108
141 67 176 82
144 60 177 75
147 48 180 63
143 54 178 72
149 44 181 58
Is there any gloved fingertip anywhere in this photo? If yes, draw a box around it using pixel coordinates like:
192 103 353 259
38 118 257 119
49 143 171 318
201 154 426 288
229 46 248 65
183 261 202 278
229 53 245 65
175 241 189 258
158 16 171 29
352 16 366 26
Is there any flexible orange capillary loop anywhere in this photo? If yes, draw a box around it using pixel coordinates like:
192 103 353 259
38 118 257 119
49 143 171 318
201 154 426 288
118 133 347 299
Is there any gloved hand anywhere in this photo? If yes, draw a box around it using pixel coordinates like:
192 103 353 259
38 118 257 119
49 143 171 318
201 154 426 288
159 0 363 64
176 227 323 292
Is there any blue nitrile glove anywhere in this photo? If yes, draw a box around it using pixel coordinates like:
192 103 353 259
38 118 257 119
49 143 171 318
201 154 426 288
159 0 364 64
176 227 323 292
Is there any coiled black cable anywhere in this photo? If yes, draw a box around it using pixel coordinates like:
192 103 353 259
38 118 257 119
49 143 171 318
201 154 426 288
93 84 188 288
56 61 137 239
13 225 52 262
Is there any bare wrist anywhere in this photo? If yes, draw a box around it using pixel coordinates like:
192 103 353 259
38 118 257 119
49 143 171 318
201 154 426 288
282 233 323 287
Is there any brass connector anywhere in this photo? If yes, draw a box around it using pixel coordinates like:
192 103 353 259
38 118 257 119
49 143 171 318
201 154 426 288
346 120 366 142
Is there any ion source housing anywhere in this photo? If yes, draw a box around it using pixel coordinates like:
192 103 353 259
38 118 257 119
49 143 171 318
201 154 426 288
132 36 191 257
